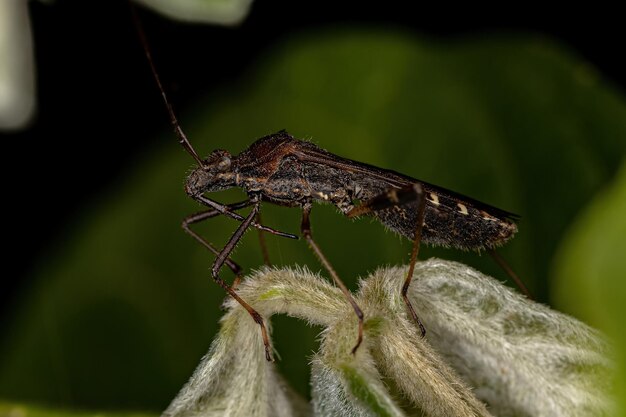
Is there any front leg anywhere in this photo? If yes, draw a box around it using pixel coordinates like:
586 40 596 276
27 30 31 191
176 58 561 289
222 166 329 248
301 201 365 354
182 200 253 281
194 195 298 240
209 199 274 362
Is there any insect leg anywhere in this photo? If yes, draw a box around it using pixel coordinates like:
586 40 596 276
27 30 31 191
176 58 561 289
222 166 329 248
301 202 365 355
488 249 533 299
255 211 272 267
194 195 298 239
346 184 427 336
403 184 427 336
182 199 253 286
209 200 274 362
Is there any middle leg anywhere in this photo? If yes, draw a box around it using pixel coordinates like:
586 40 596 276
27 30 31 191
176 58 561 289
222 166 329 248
182 200 253 280
301 201 365 354
207 199 274 362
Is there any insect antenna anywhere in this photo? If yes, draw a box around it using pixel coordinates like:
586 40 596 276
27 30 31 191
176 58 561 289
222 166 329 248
130 5 205 167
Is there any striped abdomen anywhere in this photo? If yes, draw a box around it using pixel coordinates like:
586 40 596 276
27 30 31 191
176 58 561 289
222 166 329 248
372 184 518 251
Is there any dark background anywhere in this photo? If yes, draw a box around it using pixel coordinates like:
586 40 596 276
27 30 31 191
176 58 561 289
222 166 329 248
3 0 624 349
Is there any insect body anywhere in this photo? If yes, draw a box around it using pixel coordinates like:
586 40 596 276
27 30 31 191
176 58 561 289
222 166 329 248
186 130 517 252
183 130 518 361
133 11 519 362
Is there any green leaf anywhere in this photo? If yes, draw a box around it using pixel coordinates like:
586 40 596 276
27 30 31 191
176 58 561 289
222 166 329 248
1 29 625 411
553 161 626 417
0 402 155 417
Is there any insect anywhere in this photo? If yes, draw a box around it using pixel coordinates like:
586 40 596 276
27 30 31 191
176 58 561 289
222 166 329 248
133 9 520 362
182 130 519 360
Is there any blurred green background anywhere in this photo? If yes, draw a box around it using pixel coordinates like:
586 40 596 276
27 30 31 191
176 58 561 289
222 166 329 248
2 1 625 416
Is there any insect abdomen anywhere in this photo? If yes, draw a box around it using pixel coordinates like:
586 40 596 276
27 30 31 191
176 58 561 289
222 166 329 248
373 190 518 251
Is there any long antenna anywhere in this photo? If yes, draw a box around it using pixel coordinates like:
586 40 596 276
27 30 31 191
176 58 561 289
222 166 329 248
131 5 205 167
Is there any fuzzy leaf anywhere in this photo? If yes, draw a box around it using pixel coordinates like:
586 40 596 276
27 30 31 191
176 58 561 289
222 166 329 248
400 261 615 417
162 306 309 417
165 260 612 417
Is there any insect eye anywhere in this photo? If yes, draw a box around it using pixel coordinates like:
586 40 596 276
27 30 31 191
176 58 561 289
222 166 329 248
217 156 231 171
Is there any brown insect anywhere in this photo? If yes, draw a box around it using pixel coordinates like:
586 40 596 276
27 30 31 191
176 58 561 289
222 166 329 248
133 9 522 362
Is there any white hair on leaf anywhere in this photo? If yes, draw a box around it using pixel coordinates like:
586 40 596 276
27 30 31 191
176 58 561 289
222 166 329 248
164 260 614 417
